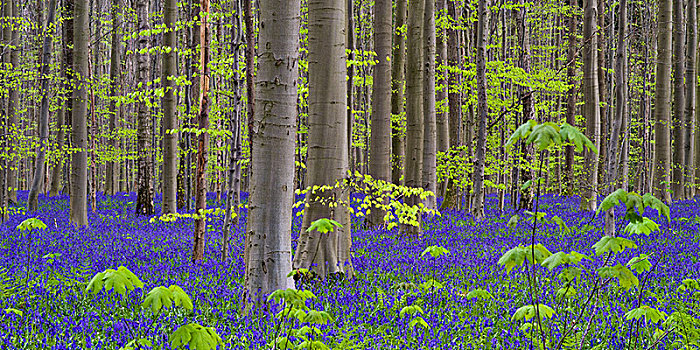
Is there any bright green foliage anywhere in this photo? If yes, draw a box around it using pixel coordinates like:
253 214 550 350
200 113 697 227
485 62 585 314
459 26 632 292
625 305 668 324
169 323 224 350
676 279 700 293
511 304 555 322
4 308 22 317
556 286 577 300
663 312 700 345
591 236 638 256
408 316 430 331
399 304 424 317
302 310 335 325
540 251 590 270
120 338 153 350
420 245 450 258
498 244 552 273
86 266 144 297
506 120 596 153
596 190 670 223
273 337 295 350
142 285 194 314
306 218 342 234
596 264 639 291
418 279 444 292
298 340 330 350
550 216 570 234
466 288 494 301
626 254 653 274
558 266 583 283
507 214 519 228
624 217 660 235
16 218 47 232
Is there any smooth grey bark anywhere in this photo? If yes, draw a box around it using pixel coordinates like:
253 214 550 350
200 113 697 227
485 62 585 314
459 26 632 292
390 0 407 185
135 0 154 216
653 0 673 203
516 0 534 210
685 0 698 198
28 0 58 211
441 0 461 210
294 0 353 279
104 0 120 196
580 0 601 211
244 0 300 304
70 0 89 227
470 0 489 219
402 0 424 234
368 0 392 227
421 0 437 210
671 0 686 199
564 0 577 196
161 0 178 214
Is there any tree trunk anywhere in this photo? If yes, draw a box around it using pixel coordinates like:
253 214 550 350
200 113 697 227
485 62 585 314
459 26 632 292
367 0 392 227
421 0 437 210
70 0 89 227
471 0 489 219
435 0 449 160
104 0 120 196
5 1 17 204
564 0 577 196
244 0 300 304
579 0 600 211
671 0 686 199
441 0 461 210
192 0 210 263
28 0 58 211
135 0 155 216
293 0 352 279
402 0 425 234
653 0 673 203
685 0 698 198
161 0 178 214
390 0 407 185
517 0 534 210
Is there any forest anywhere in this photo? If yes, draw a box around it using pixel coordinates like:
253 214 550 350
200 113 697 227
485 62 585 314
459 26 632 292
0 0 699 348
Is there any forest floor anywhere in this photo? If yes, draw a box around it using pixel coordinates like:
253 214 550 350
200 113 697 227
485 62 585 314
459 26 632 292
0 191 698 349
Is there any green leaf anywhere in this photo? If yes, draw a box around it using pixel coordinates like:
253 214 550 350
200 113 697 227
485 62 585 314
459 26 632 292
625 305 668 324
399 304 424 317
676 279 700 293
408 316 430 330
142 286 173 314
526 122 561 151
306 218 342 234
551 216 570 234
524 244 552 265
541 251 590 270
596 189 628 217
272 337 295 350
556 286 577 299
303 310 334 325
16 218 47 232
505 120 537 149
85 266 144 297
627 254 652 274
420 245 450 258
597 264 639 291
560 122 597 153
512 304 556 322
498 246 527 273
4 308 22 317
170 323 223 350
642 193 670 222
624 217 660 235
507 214 519 228
558 266 583 283
592 236 638 255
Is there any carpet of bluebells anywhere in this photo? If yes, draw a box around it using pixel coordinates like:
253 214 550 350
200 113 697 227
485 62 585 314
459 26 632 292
0 190 699 349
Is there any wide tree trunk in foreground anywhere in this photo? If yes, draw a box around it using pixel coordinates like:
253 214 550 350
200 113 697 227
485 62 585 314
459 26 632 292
161 0 178 214
294 0 353 279
28 0 58 211
579 0 601 211
192 0 211 262
390 0 407 185
244 0 300 304
653 0 673 203
368 0 392 227
70 0 89 227
402 0 425 234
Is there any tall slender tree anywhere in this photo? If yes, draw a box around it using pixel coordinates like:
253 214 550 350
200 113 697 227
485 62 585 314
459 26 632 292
243 0 301 303
161 0 178 213
471 0 489 218
421 0 437 210
368 0 392 226
653 0 673 203
671 0 686 199
684 0 697 198
580 0 601 211
293 0 352 278
564 0 577 195
134 0 154 215
70 0 90 227
390 0 407 185
435 0 449 159
192 0 211 262
104 0 120 196
28 0 58 211
403 0 425 233
442 0 461 209
5 1 17 204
